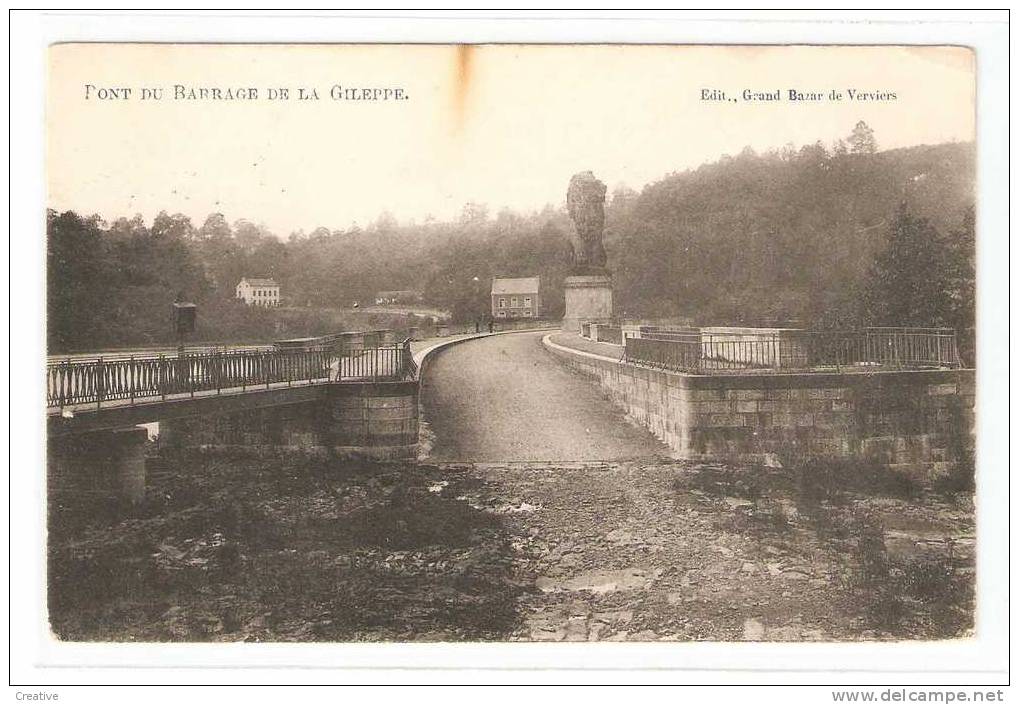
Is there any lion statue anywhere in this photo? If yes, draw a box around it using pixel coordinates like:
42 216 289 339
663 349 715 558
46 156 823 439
565 171 608 273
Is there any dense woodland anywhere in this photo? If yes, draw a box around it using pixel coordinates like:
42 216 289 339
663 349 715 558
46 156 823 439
48 123 975 354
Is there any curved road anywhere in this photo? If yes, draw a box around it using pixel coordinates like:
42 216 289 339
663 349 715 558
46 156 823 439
421 331 669 461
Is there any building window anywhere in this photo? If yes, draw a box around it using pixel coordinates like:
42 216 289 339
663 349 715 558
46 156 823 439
524 310 532 316
524 297 532 306
498 298 506 308
497 311 506 318
511 297 519 307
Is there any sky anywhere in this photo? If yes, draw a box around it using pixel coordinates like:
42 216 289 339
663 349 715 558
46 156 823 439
48 44 975 236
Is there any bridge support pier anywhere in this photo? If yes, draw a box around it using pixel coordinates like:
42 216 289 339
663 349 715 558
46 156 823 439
49 426 148 507
156 381 420 461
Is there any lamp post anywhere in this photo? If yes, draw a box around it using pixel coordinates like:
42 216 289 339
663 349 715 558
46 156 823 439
472 276 482 332
172 294 197 355
171 293 197 395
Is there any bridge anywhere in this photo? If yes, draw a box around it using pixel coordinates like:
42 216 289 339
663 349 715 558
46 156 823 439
47 340 414 434
46 325 553 506
47 321 974 514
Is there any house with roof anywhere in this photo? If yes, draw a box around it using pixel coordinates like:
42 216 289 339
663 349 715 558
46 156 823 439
491 276 541 319
236 277 280 307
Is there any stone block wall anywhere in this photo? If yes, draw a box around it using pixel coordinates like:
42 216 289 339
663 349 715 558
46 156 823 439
326 382 419 459
159 381 419 461
545 336 975 480
49 426 148 505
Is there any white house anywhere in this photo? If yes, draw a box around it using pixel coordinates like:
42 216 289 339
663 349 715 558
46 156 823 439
236 277 280 307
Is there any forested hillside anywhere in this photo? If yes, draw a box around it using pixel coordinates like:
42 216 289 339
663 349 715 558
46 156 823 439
47 127 975 353
609 139 974 326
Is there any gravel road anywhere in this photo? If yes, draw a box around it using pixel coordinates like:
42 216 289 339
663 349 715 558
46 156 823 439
420 331 670 462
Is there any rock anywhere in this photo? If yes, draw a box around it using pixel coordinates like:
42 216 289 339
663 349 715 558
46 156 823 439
741 562 757 574
564 616 589 641
530 627 566 642
766 625 801 640
542 568 649 594
157 543 185 561
777 499 800 521
199 615 224 634
781 568 811 580
594 610 633 625
743 618 766 641
606 528 637 544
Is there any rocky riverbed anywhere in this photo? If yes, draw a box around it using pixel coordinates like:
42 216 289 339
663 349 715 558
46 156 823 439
48 451 974 642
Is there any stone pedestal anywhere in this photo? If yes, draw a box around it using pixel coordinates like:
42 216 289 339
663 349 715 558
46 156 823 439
562 274 613 332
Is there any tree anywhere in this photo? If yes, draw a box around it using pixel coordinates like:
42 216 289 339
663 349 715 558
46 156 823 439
198 212 231 241
459 202 489 229
847 120 877 155
47 210 110 351
151 211 195 241
945 205 976 331
864 204 955 327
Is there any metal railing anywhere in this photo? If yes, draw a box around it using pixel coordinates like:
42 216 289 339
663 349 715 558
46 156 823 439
402 338 419 379
625 327 962 374
334 341 413 382
47 342 415 410
595 325 623 345
800 328 961 370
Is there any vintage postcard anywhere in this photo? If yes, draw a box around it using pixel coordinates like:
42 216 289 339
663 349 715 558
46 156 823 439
15 13 1009 689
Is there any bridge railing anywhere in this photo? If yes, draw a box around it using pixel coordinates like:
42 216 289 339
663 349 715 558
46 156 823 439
624 328 962 374
47 343 415 410
335 341 414 382
595 325 623 345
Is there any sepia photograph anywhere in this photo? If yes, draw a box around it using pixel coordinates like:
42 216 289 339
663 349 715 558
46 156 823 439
9 9 1011 693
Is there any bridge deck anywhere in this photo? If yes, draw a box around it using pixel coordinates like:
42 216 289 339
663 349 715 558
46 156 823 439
421 330 669 462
